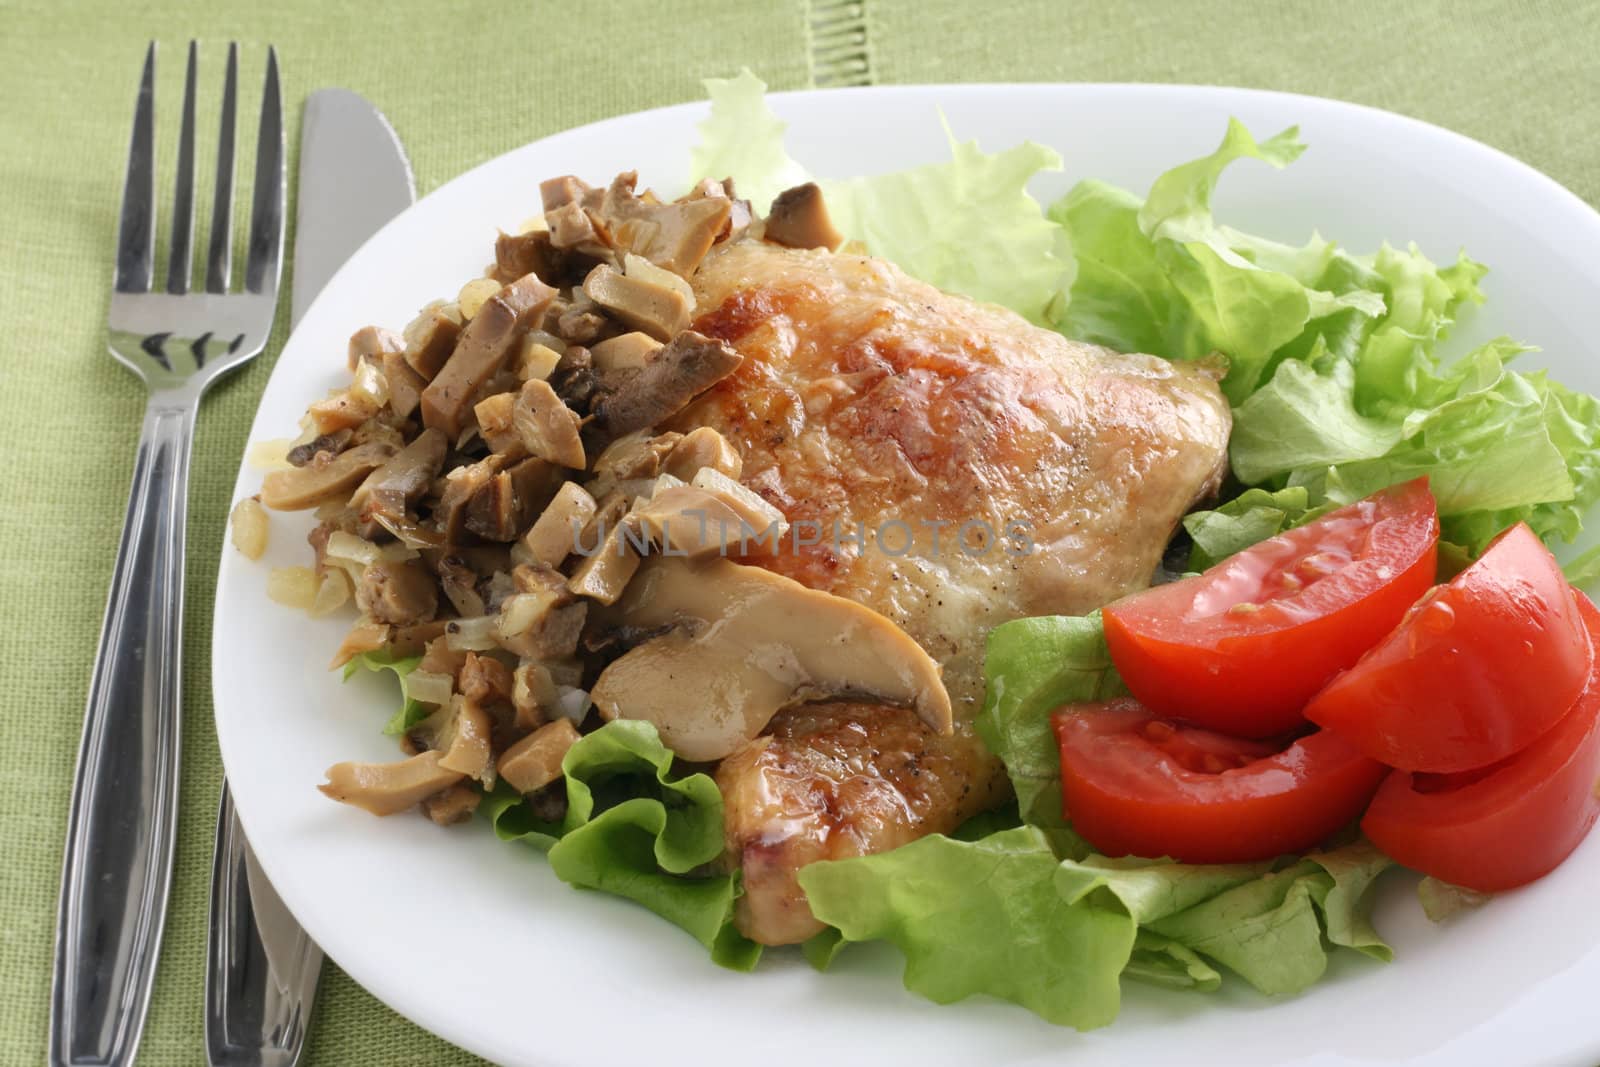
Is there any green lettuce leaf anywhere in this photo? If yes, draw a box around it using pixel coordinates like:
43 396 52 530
484 719 762 971
689 69 1071 322
976 613 1124 836
342 650 429 735
689 70 811 215
800 826 1135 1030
1181 485 1330 571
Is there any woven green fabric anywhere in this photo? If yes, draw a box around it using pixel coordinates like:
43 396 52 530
0 1 1594 1063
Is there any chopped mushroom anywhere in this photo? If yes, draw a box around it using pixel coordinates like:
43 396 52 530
261 442 397 511
497 718 580 795
593 330 743 438
401 300 463 381
420 273 558 437
518 481 597 567
566 523 640 605
511 661 558 730
512 379 586 469
663 426 743 482
351 428 448 530
382 349 427 419
591 173 732 275
458 651 513 706
421 782 481 825
357 559 438 626
590 557 954 761
764 183 844 251
319 751 464 816
464 456 563 542
286 429 353 467
581 264 689 342
497 565 587 659
494 229 570 286
589 330 660 372
348 325 405 373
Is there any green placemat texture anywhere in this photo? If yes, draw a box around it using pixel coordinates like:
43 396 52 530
1 1 1595 1063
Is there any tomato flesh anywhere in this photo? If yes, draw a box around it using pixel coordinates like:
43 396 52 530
1053 699 1389 863
1361 594 1600 891
1306 523 1593 773
1103 478 1438 738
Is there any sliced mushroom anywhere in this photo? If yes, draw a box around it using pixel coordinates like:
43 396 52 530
383 619 450 659
319 750 465 816
419 632 469 678
497 718 580 795
329 617 390 669
402 300 463 381
589 331 661 373
512 379 586 470
261 442 397 511
420 273 558 437
581 263 689 342
593 330 743 438
625 471 787 558
421 781 482 825
566 522 640 605
764 183 844 251
663 426 742 482
425 694 495 786
591 557 953 761
357 559 438 626
518 481 597 567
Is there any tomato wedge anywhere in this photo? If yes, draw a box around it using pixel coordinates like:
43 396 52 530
1361 594 1600 891
1306 523 1593 773
1052 699 1388 863
1102 478 1439 737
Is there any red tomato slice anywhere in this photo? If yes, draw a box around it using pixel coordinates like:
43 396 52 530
1052 699 1389 863
1102 478 1439 737
1306 523 1593 773
1361 594 1600 891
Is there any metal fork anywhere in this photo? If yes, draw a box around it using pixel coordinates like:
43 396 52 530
50 40 284 1067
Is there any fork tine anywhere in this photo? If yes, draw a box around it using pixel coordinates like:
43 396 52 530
113 42 157 294
204 42 239 294
164 41 198 294
244 46 285 295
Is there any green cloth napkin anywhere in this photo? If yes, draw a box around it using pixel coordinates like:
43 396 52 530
0 1 1594 1063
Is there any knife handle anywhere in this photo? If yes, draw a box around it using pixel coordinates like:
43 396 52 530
51 402 193 1067
206 784 323 1067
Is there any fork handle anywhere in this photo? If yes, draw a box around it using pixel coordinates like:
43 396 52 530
52 400 193 1067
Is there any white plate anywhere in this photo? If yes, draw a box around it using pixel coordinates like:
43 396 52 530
214 84 1600 1067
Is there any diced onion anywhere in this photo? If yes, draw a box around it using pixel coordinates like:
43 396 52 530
405 669 455 707
349 357 390 408
554 686 592 724
308 569 351 618
445 615 500 652
229 498 269 560
266 566 319 610
516 214 548 234
325 531 381 567
516 336 563 382
245 438 294 471
458 278 502 321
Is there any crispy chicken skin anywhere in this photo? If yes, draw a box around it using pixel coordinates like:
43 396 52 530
681 241 1232 944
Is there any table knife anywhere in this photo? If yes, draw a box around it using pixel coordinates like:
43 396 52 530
204 88 414 1067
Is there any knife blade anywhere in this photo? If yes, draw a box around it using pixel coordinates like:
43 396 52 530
205 88 414 1067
